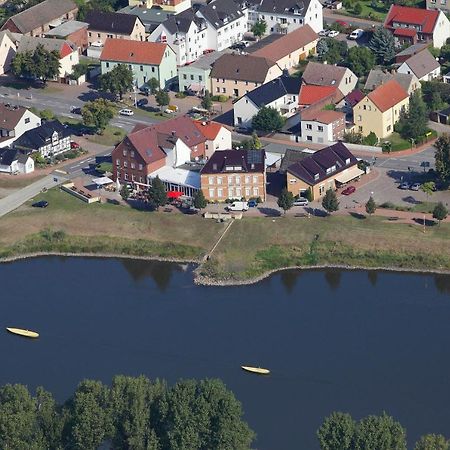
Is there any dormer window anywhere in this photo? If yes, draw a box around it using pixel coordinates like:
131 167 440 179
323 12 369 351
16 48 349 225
314 174 319 181
346 158 350 165
213 163 218 170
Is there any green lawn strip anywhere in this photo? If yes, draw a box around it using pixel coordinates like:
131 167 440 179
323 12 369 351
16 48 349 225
199 216 450 281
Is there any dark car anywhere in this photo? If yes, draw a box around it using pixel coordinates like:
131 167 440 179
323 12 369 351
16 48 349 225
32 200 49 208
398 182 410 190
139 86 150 95
248 200 258 207
342 185 356 195
70 106 82 114
136 98 148 107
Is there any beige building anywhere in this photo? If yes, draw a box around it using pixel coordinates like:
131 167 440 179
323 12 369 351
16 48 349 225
249 24 319 71
128 0 191 13
0 31 16 75
210 53 282 99
353 79 409 139
85 10 145 46
201 149 266 202
286 143 363 200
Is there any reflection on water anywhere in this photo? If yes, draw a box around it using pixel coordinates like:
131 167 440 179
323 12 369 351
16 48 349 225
121 259 184 291
434 274 450 294
280 270 301 294
324 269 342 291
368 271 378 287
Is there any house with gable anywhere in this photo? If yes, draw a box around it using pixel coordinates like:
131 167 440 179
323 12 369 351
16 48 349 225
257 0 323 34
1 0 78 37
397 48 440 81
384 4 450 49
128 0 192 14
364 69 419 94
299 109 345 144
0 31 16 75
85 10 146 47
233 75 302 128
353 79 409 139
286 142 362 200
100 39 177 89
0 148 34 174
0 103 41 149
301 61 357 96
193 120 232 159
210 53 282 98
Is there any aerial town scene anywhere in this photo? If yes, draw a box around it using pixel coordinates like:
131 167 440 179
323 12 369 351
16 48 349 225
0 0 449 447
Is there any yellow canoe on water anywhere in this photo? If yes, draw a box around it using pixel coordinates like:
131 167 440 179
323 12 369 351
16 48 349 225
241 366 270 375
6 327 39 338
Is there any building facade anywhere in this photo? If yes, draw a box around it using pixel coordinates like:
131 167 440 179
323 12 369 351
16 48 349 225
300 110 345 144
0 104 41 148
0 31 16 75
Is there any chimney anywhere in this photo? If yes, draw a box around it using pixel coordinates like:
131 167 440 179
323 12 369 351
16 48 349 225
171 130 176 136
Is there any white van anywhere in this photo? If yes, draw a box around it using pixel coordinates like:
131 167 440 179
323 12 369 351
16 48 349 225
348 29 364 40
226 201 249 211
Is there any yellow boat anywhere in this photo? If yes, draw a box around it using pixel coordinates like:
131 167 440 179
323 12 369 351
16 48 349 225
6 327 39 338
241 366 270 375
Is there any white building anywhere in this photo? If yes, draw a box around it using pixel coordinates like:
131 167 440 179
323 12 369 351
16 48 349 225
0 104 42 149
397 49 441 82
257 0 323 35
299 110 346 144
0 149 34 174
0 31 16 75
233 75 301 128
193 120 232 159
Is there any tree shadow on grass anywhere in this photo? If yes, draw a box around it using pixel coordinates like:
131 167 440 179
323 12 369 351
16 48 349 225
258 207 282 217
349 212 366 220
412 217 436 227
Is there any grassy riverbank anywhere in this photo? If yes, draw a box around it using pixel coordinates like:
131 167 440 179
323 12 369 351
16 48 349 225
0 189 449 282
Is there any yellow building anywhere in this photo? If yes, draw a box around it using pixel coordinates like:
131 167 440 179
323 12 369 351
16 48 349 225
353 79 409 139
286 143 364 200
210 53 282 99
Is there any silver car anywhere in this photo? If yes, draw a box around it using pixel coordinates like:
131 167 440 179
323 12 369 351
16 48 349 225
293 197 309 206
410 182 421 191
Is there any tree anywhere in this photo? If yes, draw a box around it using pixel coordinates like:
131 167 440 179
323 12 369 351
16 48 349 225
322 38 348 64
251 19 267 39
421 181 436 201
252 106 285 132
353 413 407 450
201 90 213 111
353 2 362 14
395 91 428 140
148 77 160 94
434 135 450 184
40 109 55 121
11 45 60 84
120 184 131 200
155 89 170 111
317 412 355 450
193 189 207 210
365 196 376 215
414 434 449 450
69 62 88 80
81 99 115 134
98 64 134 100
317 39 329 60
277 188 294 214
305 187 313 202
251 131 262 149
433 202 448 225
35 386 63 449
322 188 339 214
148 176 167 209
369 27 395 64
346 46 375 77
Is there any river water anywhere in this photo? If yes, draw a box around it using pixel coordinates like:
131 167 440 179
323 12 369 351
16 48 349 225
1 257 449 449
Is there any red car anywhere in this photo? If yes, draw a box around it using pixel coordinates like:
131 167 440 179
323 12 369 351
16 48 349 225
336 20 349 27
70 141 80 149
342 185 356 195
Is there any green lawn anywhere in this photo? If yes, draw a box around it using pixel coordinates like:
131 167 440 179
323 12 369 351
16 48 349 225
341 0 425 22
383 132 412 152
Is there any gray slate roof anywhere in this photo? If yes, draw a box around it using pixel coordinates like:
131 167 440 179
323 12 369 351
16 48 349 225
302 61 348 87
246 75 301 107
364 69 416 93
1 0 77 34
403 49 440 79
162 9 205 34
259 0 311 16
198 0 245 30
14 120 70 152
85 10 142 35
201 149 265 174
44 20 88 37
395 42 428 59
0 148 28 166
118 6 173 33
17 35 74 54
287 142 357 185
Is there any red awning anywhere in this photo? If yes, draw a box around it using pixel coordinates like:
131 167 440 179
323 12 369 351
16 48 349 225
167 191 183 199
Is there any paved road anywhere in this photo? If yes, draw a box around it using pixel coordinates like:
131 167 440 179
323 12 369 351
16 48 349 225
323 8 380 29
0 174 65 218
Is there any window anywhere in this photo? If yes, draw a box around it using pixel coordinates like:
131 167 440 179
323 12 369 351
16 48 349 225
345 158 350 165
307 136 312 141
209 188 215 197
217 188 223 197
122 149 127 156
306 124 312 130
217 177 223 185
190 74 194 80
199 75 202 81
25 118 30 124
88 32 92 37
124 161 128 168
228 176 233 185
152 67 155 72
253 187 259 196
116 159 120 166
387 125 391 132
139 164 143 170
216 87 220 93
357 115 362 121
252 175 258 184
208 176 214 184
245 176 250 184
235 176 240 184
131 162 135 169
222 87 226 93
183 74 187 79
106 62 110 68
314 174 319 181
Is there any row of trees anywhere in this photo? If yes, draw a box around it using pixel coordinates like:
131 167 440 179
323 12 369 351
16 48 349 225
318 411 449 450
0 376 255 450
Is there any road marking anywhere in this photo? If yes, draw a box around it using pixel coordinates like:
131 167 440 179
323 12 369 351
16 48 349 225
54 169 68 174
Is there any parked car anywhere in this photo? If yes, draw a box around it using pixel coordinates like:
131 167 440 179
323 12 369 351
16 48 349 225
342 185 356 195
348 28 364 40
335 20 349 27
399 182 410 190
139 86 150 95
248 199 258 207
119 108 134 116
70 106 81 114
410 182 421 191
136 98 148 107
70 141 80 149
327 30 339 38
235 126 251 134
32 200 49 208
293 197 309 206
226 201 249 211
319 29 330 37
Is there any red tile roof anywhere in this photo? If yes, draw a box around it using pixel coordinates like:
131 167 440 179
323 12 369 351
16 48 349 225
367 79 408 112
394 28 417 37
385 5 439 35
193 120 222 140
299 85 338 105
100 38 168 65
302 109 345 124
